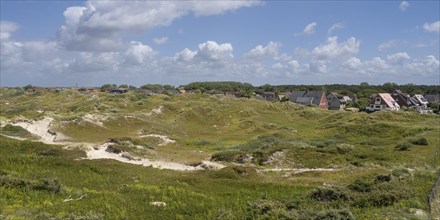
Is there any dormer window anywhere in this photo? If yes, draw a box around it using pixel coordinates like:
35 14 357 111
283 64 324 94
375 97 381 105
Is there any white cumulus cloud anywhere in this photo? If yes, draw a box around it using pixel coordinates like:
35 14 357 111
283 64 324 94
343 57 363 70
310 60 327 73
197 41 234 61
175 48 198 62
295 22 317 36
312 36 360 60
245 41 281 59
125 41 155 64
154 37 169 45
0 21 19 40
378 40 398 51
423 21 440 34
328 23 345 35
57 1 261 52
387 52 410 63
399 1 409 11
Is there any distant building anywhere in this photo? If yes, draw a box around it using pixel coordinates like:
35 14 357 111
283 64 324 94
391 90 431 113
110 88 128 94
290 91 328 109
366 93 400 112
326 92 347 110
391 90 419 108
261 92 277 101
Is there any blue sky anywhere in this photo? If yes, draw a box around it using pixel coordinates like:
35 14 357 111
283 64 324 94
1 1 439 87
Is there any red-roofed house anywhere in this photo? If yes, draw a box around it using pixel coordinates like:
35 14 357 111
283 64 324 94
366 93 400 112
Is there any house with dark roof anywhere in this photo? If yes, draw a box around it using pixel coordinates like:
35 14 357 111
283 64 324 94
261 92 277 101
110 88 128 94
391 90 432 113
290 91 328 109
366 93 400 112
391 90 419 108
326 92 347 110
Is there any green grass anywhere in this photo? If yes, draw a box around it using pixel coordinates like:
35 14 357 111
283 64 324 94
1 88 440 219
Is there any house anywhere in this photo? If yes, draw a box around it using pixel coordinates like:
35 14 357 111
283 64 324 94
424 94 439 104
253 94 266 101
391 90 419 108
225 92 240 99
326 92 347 110
290 91 328 109
110 88 128 94
413 94 432 113
366 93 400 112
261 92 277 101
348 94 358 104
391 90 432 113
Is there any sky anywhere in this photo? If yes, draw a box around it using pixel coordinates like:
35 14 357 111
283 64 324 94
0 0 439 87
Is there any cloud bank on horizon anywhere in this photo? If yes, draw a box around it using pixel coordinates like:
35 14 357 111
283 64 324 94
0 0 439 86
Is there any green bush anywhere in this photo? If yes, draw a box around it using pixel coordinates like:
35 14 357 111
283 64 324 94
0 124 30 137
0 174 61 193
336 144 354 154
310 187 350 202
375 174 392 183
410 137 429 145
211 150 246 163
348 179 373 192
353 191 398 207
395 141 412 151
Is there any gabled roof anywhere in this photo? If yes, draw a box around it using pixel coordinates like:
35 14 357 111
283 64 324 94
378 93 398 108
290 91 325 106
296 97 314 104
391 89 418 106
290 91 307 102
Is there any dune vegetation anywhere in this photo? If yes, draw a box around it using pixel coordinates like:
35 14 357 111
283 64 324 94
0 88 439 219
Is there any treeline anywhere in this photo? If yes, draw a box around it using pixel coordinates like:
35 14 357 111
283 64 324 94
184 81 254 97
182 81 439 97
99 84 176 92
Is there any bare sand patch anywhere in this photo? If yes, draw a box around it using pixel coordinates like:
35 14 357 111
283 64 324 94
84 143 203 171
12 117 58 144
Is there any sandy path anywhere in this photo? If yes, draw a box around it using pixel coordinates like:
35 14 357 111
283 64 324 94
8 117 225 171
85 143 203 171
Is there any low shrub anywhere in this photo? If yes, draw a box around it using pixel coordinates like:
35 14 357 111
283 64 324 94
348 179 373 192
211 150 246 163
395 141 412 151
391 168 410 178
375 174 392 183
310 187 350 202
353 191 398 207
336 144 354 154
0 174 61 193
409 137 429 145
0 124 29 137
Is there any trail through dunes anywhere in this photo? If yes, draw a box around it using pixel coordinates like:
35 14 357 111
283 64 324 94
12 117 59 144
8 117 225 171
84 143 203 171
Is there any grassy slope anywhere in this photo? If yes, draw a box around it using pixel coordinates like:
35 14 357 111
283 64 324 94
1 88 440 219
